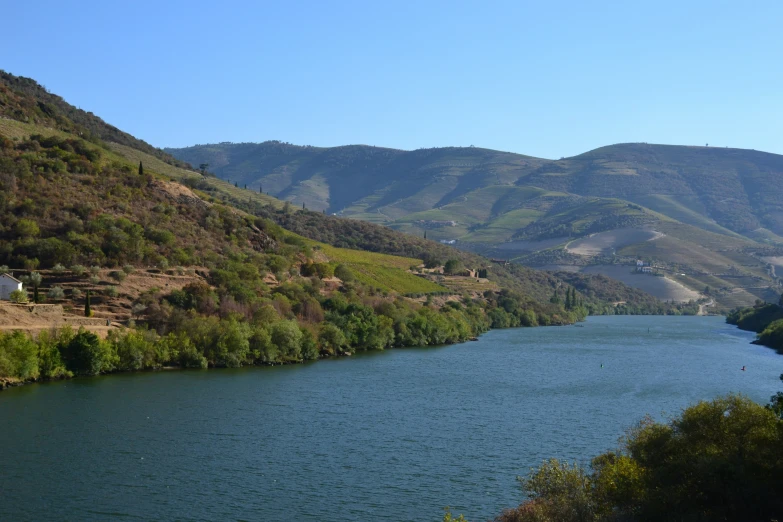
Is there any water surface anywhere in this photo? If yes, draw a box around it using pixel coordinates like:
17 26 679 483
1 316 781 521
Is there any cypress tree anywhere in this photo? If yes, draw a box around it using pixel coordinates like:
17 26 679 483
33 285 39 304
424 231 427 239
138 161 144 176
84 289 92 317
260 185 263 193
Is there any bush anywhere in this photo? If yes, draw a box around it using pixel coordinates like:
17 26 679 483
443 259 464 275
109 270 126 282
0 331 39 380
52 263 66 274
334 264 355 282
59 330 108 376
9 289 27 304
89 265 101 276
105 286 119 298
70 264 86 276
71 288 83 299
47 286 65 299
122 265 135 275
505 394 783 522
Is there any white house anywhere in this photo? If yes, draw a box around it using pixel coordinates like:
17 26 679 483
0 273 23 300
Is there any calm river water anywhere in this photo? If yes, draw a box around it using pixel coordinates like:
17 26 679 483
2 316 782 521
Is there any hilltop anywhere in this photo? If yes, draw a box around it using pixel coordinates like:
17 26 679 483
168 141 783 308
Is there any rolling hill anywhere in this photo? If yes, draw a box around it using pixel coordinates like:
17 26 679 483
168 141 783 308
4 67 692 377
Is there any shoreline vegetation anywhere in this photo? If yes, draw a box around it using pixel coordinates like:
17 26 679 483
0 291 582 391
451 392 783 522
726 300 783 353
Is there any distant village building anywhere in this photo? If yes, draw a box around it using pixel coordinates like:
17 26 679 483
0 273 23 300
439 239 457 245
636 260 654 274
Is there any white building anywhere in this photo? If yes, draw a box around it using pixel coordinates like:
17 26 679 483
0 273 23 300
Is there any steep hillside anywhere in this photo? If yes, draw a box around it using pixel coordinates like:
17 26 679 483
523 143 783 236
167 140 783 307
165 141 548 218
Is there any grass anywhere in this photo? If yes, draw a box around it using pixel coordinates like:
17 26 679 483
309 242 448 294
350 265 446 294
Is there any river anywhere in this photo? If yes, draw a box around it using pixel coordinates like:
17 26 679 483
2 316 782 521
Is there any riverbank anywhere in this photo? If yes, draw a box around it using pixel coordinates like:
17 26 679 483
726 303 783 353
0 325 491 392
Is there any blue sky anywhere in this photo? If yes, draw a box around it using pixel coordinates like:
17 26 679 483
2 0 781 159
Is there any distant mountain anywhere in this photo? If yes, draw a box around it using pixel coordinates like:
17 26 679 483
164 142 548 217
167 141 783 308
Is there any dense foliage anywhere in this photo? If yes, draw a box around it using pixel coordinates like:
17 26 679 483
726 301 783 353
490 395 783 522
0 133 277 269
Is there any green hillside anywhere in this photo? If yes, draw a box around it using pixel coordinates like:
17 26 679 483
7 70 689 387
167 140 783 308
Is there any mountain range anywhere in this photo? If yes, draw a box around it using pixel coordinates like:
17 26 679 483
167 141 783 308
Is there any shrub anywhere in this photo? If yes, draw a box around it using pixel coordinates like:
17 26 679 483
0 331 39 380
9 289 27 304
122 265 135 275
47 286 65 299
70 264 86 276
334 264 355 282
52 264 66 274
59 330 107 376
105 286 119 298
89 265 101 276
443 259 464 275
14 218 40 238
89 275 100 285
71 288 83 299
109 271 126 283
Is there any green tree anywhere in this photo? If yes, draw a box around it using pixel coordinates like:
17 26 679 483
138 161 144 176
443 259 463 275
14 218 40 238
29 271 42 304
0 331 40 380
318 323 347 355
84 289 92 317
271 320 302 361
59 330 107 376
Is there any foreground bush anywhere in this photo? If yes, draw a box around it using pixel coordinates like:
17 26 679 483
496 394 783 522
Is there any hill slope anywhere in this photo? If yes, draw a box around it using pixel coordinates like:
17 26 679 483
168 141 783 307
5 69 690 388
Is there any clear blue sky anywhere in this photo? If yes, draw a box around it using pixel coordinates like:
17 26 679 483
2 0 781 159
